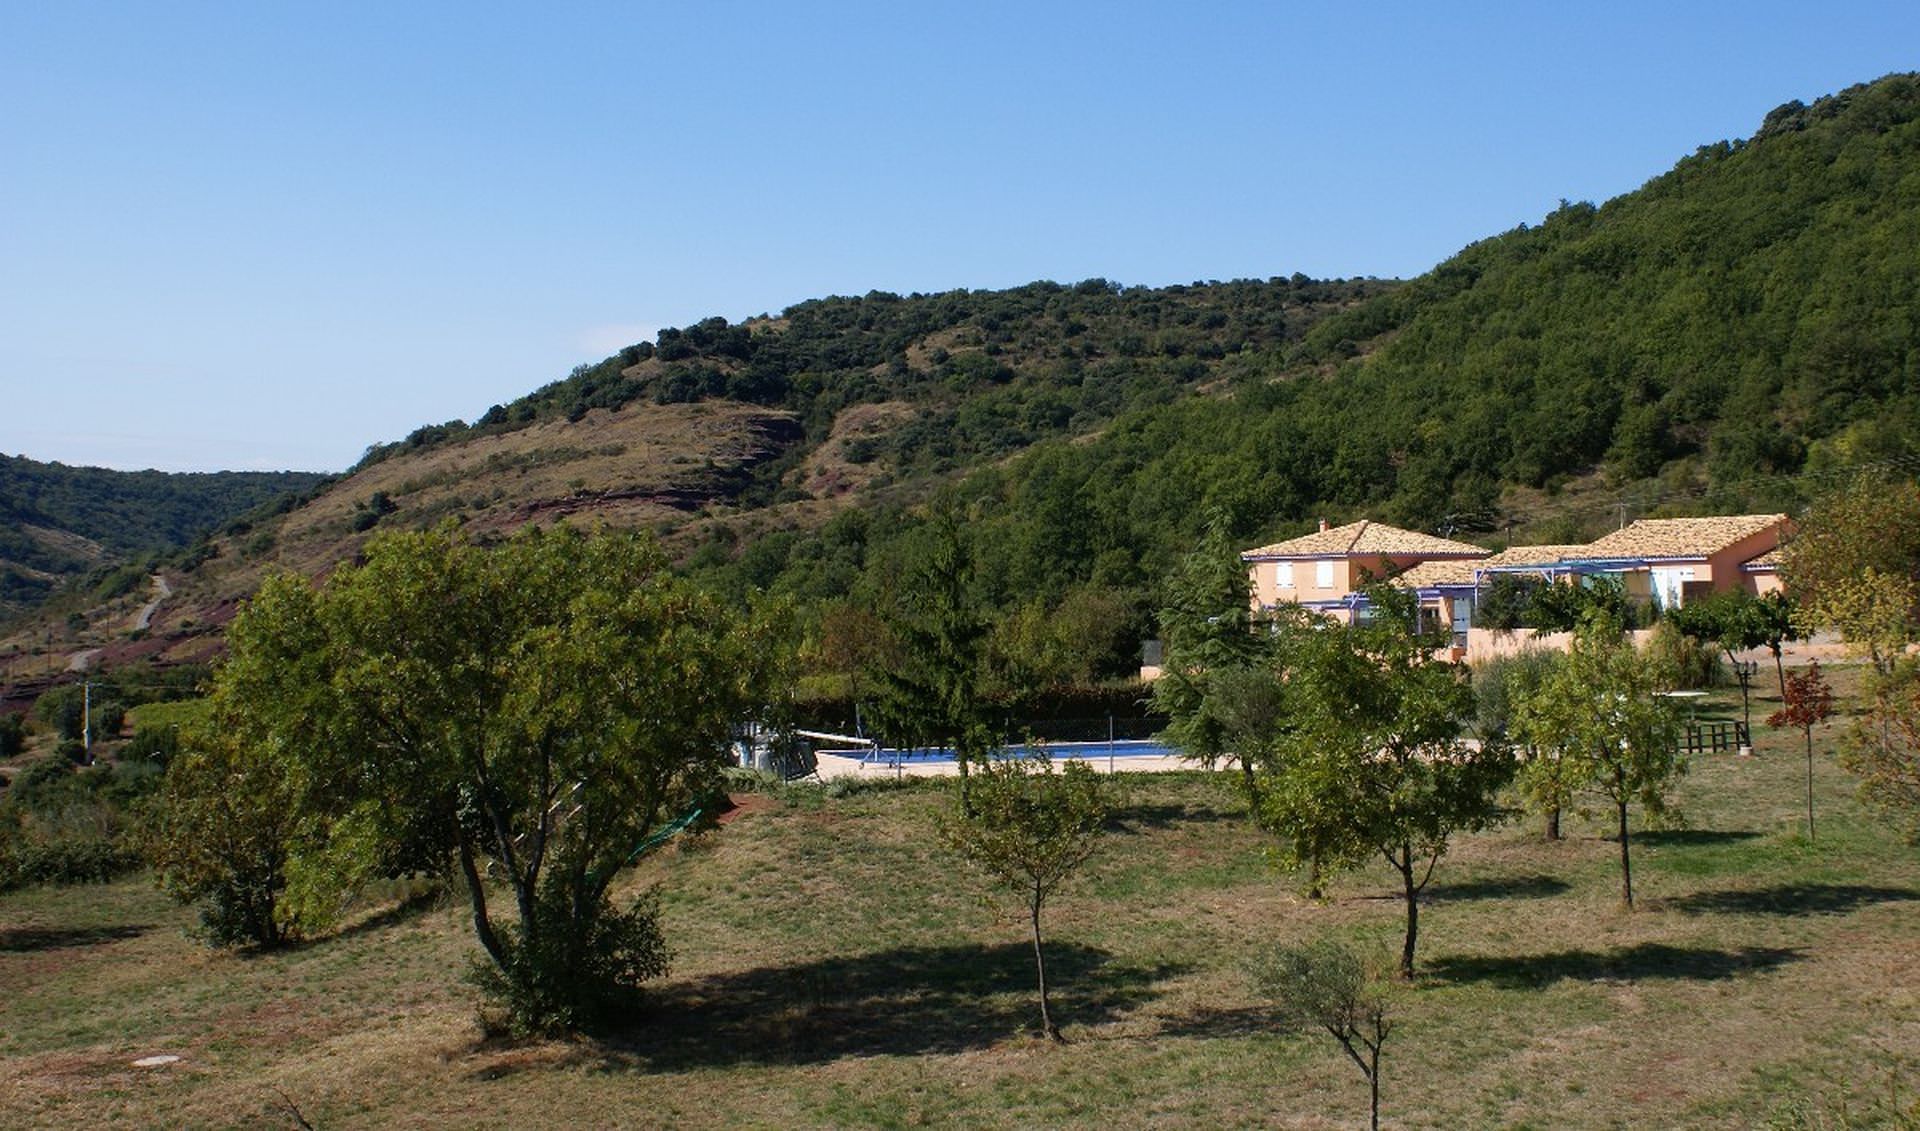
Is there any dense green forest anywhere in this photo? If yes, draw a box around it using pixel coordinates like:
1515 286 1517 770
675 73 1920 665
0 456 328 614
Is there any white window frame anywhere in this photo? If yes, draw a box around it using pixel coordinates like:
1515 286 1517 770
1315 560 1335 589
1276 562 1295 590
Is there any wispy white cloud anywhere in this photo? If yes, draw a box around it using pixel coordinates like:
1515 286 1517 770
575 323 660 358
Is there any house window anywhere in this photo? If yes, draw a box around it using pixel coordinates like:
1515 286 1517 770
1315 560 1334 589
1276 562 1294 589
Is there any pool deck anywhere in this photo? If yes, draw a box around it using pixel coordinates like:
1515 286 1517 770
813 749 1199 780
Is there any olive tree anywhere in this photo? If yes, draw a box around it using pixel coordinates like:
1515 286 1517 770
1253 939 1395 1131
181 523 780 1032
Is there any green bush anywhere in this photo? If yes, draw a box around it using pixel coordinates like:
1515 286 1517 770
35 685 85 740
0 712 24 759
7 835 139 887
123 724 180 767
470 886 671 1036
0 755 159 891
1645 621 1723 690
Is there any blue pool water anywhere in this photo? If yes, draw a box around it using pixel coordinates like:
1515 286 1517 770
863 738 1180 765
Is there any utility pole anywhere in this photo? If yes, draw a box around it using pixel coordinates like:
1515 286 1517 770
83 679 92 763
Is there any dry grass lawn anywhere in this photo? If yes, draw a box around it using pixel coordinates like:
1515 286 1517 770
4 674 1919 1128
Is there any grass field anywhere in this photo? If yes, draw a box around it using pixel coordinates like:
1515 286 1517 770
4 674 1918 1129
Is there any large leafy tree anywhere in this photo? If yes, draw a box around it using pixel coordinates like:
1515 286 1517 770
1255 586 1515 978
191 523 779 1032
1513 612 1683 908
1843 660 1920 843
1667 589 1800 730
1785 475 1920 673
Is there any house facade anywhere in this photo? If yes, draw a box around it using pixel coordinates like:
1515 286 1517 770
1241 519 1489 624
1237 513 1794 664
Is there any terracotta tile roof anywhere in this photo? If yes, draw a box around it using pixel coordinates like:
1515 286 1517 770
1743 546 1785 570
1243 519 1489 560
1578 514 1791 561
1391 544 1587 589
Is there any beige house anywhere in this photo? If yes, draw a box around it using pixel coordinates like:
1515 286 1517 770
1571 514 1793 610
1236 513 1794 664
1741 546 1786 596
1391 544 1588 659
1241 519 1488 623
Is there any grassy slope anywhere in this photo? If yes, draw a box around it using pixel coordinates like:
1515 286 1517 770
3 669 1917 1128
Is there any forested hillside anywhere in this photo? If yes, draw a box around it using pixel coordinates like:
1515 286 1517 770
684 74 1920 617
0 456 327 616
10 73 1920 679
353 275 1391 497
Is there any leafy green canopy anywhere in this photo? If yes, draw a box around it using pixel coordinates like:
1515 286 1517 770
170 523 782 1031
1252 587 1515 977
1512 613 1684 908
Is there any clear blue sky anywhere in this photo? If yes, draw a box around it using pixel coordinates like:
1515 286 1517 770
3 2 1916 472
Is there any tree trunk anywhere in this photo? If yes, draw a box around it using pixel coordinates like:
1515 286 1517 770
457 838 508 970
1397 848 1419 980
1369 1044 1381 1131
956 743 974 819
1030 888 1060 1041
1772 646 1787 706
1544 805 1561 841
1805 727 1816 844
1616 796 1634 910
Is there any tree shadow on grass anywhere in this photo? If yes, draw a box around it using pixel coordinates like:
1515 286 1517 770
1105 800 1243 832
1664 883 1920 917
325 884 446 943
1424 873 1570 902
0 924 149 952
1635 829 1762 847
1157 1004 1296 1040
1428 942 1803 989
593 942 1188 1069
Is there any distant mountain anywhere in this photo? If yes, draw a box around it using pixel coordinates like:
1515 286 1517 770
11 72 1920 676
0 455 328 618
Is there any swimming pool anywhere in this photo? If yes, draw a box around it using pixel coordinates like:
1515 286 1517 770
860 738 1181 766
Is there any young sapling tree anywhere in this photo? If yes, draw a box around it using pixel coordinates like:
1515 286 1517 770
1253 939 1395 1131
1770 661 1836 842
941 754 1111 1041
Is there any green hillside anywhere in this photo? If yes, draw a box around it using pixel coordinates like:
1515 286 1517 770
13 74 1920 674
685 73 1920 617
353 275 1393 497
0 455 328 616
